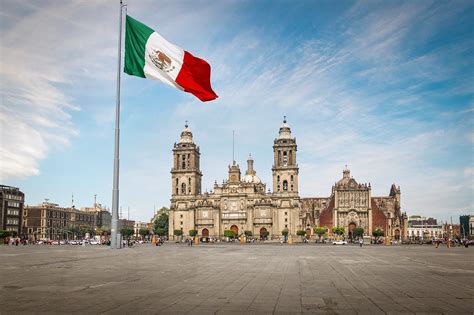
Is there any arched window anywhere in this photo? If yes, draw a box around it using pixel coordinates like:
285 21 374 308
283 151 288 166
277 175 280 182
176 178 179 194
188 178 192 193
181 182 186 194
182 155 186 169
283 180 288 191
290 175 293 182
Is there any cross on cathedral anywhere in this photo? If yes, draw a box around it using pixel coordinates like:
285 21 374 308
185 120 188 128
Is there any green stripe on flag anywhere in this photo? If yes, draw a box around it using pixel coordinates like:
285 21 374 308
124 15 154 78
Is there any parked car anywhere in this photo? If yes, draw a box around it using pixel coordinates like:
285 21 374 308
89 240 100 245
50 240 60 245
69 240 79 245
332 240 348 245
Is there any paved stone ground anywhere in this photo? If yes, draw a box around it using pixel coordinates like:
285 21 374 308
0 243 473 314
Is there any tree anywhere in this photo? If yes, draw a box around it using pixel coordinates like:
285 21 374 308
281 228 289 237
78 225 92 238
173 229 183 238
353 227 365 238
189 229 198 237
120 227 134 240
372 229 384 238
155 228 166 236
244 230 253 237
296 230 306 240
224 230 236 238
332 226 345 235
313 227 327 241
261 230 270 239
154 207 169 236
0 230 12 239
139 228 150 239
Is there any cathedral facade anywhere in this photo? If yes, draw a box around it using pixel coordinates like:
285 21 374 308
168 119 407 240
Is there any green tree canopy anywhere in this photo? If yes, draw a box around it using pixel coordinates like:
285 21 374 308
0 230 12 238
244 230 253 237
173 229 183 237
154 207 169 236
79 225 93 237
189 229 198 237
313 227 327 238
353 227 365 237
120 227 134 239
372 229 384 238
281 229 289 237
332 226 345 235
224 230 236 238
155 228 166 236
296 230 306 237
139 228 150 237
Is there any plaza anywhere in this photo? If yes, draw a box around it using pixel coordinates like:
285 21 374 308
0 244 473 314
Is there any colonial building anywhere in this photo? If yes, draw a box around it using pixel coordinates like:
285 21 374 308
24 202 96 241
0 185 25 236
301 169 408 240
406 215 443 240
169 119 407 240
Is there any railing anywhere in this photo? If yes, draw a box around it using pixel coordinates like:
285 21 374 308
222 212 247 219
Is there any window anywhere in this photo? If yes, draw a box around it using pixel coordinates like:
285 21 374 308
180 221 183 226
291 184 294 191
285 224 288 228
285 212 287 215
188 178 192 193
283 180 288 191
7 209 19 216
277 175 280 182
182 155 186 169
290 175 293 182
283 151 288 166
285 218 288 222
180 214 183 218
181 183 186 194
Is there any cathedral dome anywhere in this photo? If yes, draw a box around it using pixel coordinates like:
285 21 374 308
278 116 292 139
242 174 262 184
179 122 193 144
243 154 261 183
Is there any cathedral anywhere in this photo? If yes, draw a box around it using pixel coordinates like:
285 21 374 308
168 119 407 240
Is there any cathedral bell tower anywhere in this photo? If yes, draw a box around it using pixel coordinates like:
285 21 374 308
171 122 202 197
272 117 299 194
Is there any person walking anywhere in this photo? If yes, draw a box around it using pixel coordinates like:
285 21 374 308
359 238 363 247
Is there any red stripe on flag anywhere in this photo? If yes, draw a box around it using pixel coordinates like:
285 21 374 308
175 51 218 102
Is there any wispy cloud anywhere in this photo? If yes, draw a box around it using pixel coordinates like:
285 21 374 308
1 1 472 222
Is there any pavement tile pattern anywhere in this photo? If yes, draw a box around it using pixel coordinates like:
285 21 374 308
0 244 473 314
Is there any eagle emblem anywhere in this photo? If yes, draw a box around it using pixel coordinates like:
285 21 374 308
149 50 175 72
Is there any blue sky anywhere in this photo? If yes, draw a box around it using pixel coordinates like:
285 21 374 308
1 0 473 223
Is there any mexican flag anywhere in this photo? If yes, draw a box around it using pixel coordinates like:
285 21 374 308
124 15 218 102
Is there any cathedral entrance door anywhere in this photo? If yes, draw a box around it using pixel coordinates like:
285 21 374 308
348 222 356 241
230 225 239 236
260 227 268 240
394 229 400 241
305 228 312 240
202 228 209 237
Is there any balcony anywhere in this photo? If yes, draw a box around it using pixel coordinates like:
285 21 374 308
253 218 273 224
222 212 247 220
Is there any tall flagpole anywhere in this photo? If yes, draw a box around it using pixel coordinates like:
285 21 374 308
111 0 125 249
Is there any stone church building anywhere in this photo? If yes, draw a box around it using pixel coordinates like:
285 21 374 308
168 119 407 240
